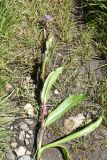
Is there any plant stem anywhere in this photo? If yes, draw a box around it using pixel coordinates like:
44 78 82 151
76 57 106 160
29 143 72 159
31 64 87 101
38 103 46 150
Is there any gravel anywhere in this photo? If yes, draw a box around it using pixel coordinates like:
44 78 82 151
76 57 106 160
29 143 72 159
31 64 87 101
15 146 26 157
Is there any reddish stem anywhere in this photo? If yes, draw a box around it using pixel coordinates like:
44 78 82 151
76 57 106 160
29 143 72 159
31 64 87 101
39 103 46 149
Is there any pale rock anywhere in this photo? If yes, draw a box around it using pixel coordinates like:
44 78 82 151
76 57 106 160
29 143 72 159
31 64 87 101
11 142 18 149
26 150 32 155
24 103 34 117
15 146 26 156
26 133 30 138
5 83 13 92
10 126 13 130
28 130 33 135
18 155 31 160
64 113 85 134
24 119 34 126
26 77 31 82
5 150 16 160
25 138 29 145
20 122 29 131
54 89 59 95
19 130 25 141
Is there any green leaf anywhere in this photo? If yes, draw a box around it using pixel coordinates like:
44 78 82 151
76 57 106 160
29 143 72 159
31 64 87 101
41 67 63 104
57 145 71 160
45 94 86 127
37 117 102 159
41 36 54 80
43 117 102 148
37 145 71 160
46 36 53 50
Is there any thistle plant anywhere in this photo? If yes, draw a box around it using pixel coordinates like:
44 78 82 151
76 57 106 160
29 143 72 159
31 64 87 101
35 37 102 160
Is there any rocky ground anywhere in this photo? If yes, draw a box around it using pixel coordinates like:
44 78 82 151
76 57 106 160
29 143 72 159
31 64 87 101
5 117 35 160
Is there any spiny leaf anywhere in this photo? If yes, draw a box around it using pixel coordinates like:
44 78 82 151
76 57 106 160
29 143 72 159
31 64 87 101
45 94 86 127
41 67 63 104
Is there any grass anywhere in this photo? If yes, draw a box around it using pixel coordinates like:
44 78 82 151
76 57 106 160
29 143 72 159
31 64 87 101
95 80 107 125
83 0 107 126
0 0 106 159
83 0 107 57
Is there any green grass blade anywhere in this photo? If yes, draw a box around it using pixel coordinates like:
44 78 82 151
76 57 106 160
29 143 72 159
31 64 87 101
41 67 63 104
45 94 86 127
43 117 102 149
37 145 71 160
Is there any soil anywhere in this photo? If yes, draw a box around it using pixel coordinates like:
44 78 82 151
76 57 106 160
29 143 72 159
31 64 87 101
41 56 107 160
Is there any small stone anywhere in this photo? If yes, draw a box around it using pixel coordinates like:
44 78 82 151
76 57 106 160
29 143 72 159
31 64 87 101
92 110 98 115
19 130 25 141
10 126 13 130
31 92 35 98
26 150 32 155
64 113 85 134
28 130 33 135
26 134 30 138
26 77 31 82
54 89 59 95
24 103 34 117
25 138 29 145
18 155 31 160
5 150 16 160
30 134 34 138
29 137 34 145
5 83 13 92
24 119 34 126
20 122 29 132
11 142 18 149
15 146 26 157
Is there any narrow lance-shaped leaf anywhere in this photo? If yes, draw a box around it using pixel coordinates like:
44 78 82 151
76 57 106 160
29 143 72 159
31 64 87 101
46 36 53 50
41 67 63 104
37 145 71 160
36 117 102 159
42 116 102 150
41 36 54 80
45 94 86 127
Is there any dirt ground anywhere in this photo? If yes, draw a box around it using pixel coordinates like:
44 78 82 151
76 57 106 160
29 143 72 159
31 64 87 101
41 46 107 160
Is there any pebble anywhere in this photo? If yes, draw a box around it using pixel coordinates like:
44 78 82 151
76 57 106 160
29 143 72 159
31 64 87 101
29 138 34 144
28 130 33 135
5 150 16 160
20 122 29 132
5 83 13 92
26 76 31 82
18 155 31 160
54 89 59 95
24 103 34 117
64 113 85 134
15 146 26 157
25 138 29 145
26 150 32 155
19 130 26 141
24 119 34 126
26 133 30 139
10 126 13 130
11 142 18 149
